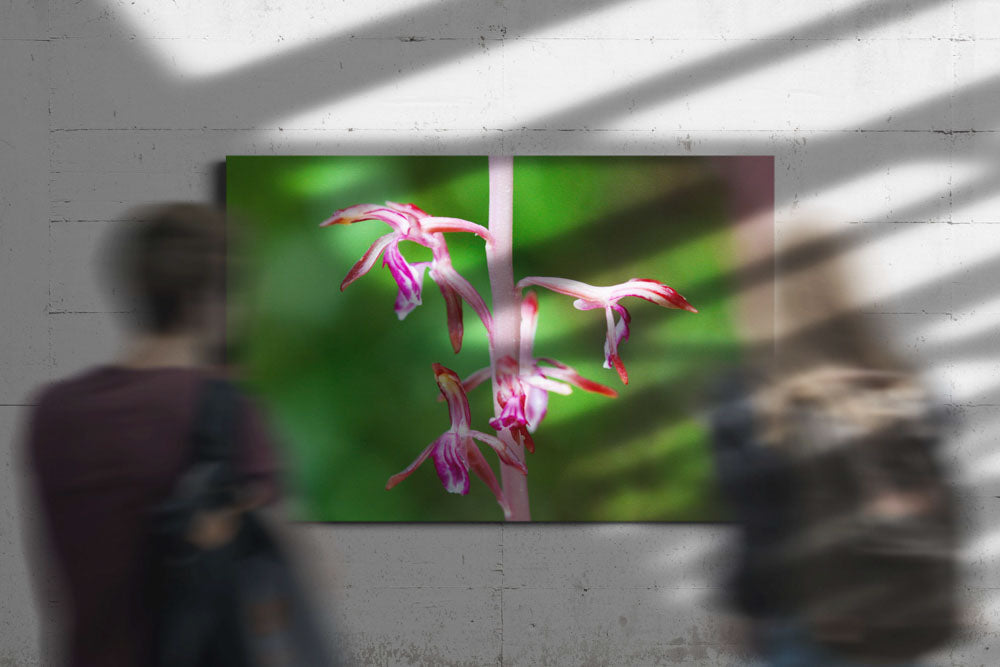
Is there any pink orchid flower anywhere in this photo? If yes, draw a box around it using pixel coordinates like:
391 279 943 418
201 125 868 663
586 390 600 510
515 277 697 385
517 291 618 430
321 202 493 353
456 292 617 435
488 356 536 454
386 363 526 519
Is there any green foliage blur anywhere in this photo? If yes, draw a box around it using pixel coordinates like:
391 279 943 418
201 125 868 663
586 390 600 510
227 156 741 521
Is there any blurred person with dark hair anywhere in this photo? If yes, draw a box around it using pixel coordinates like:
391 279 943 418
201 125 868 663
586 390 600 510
711 226 961 666
23 204 279 666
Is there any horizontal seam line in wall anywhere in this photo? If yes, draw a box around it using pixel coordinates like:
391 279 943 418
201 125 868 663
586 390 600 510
848 220 1000 225
46 128 1000 133
48 171 210 175
856 311 954 315
339 585 719 589
46 220 999 227
40 36 993 43
48 310 133 315
947 403 1000 408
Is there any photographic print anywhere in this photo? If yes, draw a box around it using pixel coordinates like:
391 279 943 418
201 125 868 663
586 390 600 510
226 156 770 521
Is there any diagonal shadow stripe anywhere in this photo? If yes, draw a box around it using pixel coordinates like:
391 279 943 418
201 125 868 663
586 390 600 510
518 0 954 131
684 168 1000 304
53 0 634 130
508 74 1000 199
261 73 1000 224
635 248 1000 378
183 0 630 127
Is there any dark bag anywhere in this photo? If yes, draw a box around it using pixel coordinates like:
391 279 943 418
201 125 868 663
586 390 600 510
777 368 960 661
150 379 338 667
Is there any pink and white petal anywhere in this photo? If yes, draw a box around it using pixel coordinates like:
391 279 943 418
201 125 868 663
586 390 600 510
538 358 618 398
614 304 631 342
603 305 631 385
497 425 535 456
383 245 427 320
515 276 606 301
488 395 527 431
523 385 550 433
464 442 512 519
512 424 535 454
433 363 473 432
321 203 411 234
494 355 519 378
523 373 572 396
392 272 426 320
519 291 539 363
431 433 470 495
385 440 437 490
572 299 605 312
436 280 464 354
461 366 493 394
340 233 396 291
320 203 380 226
611 278 698 313
385 201 429 220
608 354 629 385
420 217 494 244
437 266 492 332
470 430 527 474
602 307 616 370
602 333 630 385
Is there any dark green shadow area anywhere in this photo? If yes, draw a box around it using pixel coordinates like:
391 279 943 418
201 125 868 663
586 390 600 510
226 156 745 521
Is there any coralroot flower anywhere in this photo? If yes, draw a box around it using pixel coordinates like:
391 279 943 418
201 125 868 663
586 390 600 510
325 159 697 521
386 363 526 518
321 202 493 352
458 292 617 435
516 277 697 385
488 356 536 454
517 291 618 430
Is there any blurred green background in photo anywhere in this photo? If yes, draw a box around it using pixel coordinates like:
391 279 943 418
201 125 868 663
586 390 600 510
227 156 742 521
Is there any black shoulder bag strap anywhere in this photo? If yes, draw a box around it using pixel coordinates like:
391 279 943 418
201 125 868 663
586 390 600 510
158 379 341 667
152 377 250 667
189 378 240 507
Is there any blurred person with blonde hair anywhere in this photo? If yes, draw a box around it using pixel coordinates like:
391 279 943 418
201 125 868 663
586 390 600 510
711 225 960 666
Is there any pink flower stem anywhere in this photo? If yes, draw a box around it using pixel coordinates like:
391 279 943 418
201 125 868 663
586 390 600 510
486 156 530 521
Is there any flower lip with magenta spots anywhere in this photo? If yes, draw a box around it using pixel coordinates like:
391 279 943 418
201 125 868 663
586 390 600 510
321 201 493 352
385 363 525 519
456 292 618 436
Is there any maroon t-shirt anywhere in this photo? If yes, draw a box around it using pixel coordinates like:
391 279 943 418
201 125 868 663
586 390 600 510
25 366 279 667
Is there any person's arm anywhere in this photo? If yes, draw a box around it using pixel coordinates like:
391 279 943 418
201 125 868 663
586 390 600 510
185 390 282 549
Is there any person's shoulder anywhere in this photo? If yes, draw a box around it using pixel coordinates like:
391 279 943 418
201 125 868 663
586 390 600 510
23 367 117 464
30 365 212 411
29 366 111 411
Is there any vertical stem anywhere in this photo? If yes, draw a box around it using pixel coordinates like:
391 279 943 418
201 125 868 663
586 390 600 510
485 155 530 521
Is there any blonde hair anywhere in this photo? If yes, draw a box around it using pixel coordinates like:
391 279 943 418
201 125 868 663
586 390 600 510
755 224 922 450
756 365 932 452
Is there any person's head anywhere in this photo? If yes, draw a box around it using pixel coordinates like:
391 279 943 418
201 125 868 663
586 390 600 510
768 223 909 377
109 203 227 341
753 223 922 450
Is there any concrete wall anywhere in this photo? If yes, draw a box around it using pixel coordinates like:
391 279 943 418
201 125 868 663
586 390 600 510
2 1 998 664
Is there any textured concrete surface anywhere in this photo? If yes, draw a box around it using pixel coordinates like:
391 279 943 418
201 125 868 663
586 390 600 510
3 0 999 664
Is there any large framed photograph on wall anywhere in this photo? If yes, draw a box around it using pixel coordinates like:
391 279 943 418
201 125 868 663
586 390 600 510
226 155 773 521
